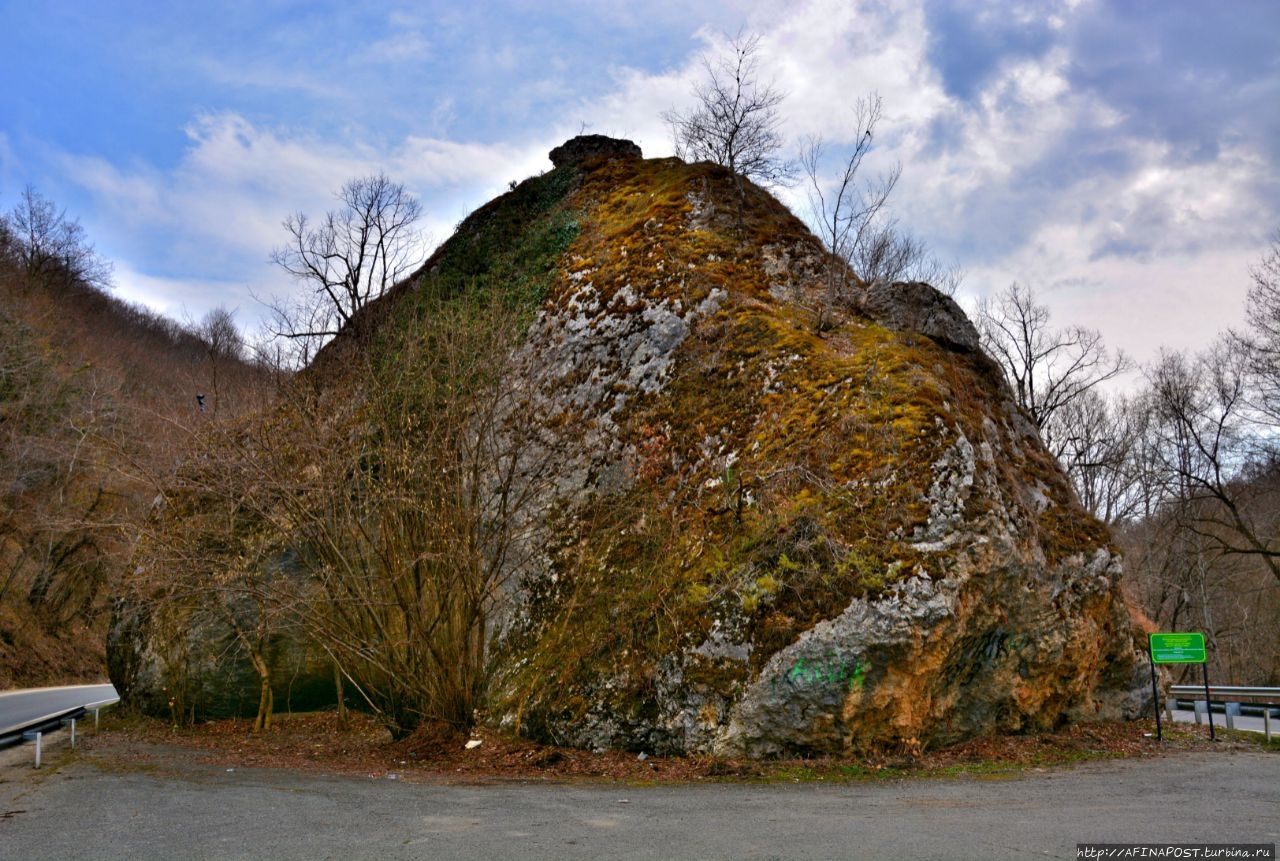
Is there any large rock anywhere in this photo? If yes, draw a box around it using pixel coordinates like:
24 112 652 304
111 142 1143 753
549 134 642 169
108 597 336 722
482 150 1142 755
860 280 980 352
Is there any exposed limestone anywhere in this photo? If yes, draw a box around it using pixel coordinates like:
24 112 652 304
717 572 956 757
111 139 1143 755
489 148 1141 756
911 425 977 552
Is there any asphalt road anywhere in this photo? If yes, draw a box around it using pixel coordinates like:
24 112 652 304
1169 707 1275 735
0 684 118 734
1 749 1275 860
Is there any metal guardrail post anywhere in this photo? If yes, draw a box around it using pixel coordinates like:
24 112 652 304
1266 710 1273 742
82 698 119 731
4 702 105 767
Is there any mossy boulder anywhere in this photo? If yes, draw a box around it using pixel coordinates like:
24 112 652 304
111 136 1144 752
108 596 336 723
482 140 1143 756
860 279 979 352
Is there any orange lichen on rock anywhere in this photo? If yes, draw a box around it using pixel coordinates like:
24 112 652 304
485 138 1142 757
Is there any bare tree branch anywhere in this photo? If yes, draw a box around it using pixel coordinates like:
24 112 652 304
3 185 113 290
662 32 794 189
799 95 961 328
1145 344 1280 585
264 173 424 365
976 282 1132 444
1235 228 1280 425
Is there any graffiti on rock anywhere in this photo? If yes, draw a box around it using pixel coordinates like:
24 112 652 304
773 654 866 693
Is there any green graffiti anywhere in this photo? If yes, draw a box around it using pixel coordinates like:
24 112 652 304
779 655 865 691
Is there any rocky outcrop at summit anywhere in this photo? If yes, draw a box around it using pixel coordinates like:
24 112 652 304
549 134 643 169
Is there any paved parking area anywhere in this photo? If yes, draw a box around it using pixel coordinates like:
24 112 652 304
1 747 1276 860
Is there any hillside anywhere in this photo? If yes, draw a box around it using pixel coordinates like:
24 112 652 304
112 136 1147 756
0 240 270 686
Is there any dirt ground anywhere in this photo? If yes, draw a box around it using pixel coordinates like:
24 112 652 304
74 710 1275 784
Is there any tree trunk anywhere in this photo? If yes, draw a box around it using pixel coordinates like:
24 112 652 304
249 650 273 732
334 661 348 730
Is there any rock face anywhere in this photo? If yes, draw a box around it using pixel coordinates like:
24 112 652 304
549 134 642 169
111 136 1144 752
482 144 1142 755
107 598 335 722
860 280 980 353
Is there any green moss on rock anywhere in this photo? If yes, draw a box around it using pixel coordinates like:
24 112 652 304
483 145 1136 756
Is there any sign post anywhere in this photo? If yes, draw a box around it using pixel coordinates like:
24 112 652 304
1148 632 1213 742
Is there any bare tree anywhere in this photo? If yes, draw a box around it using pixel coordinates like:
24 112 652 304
283 289 554 736
267 173 424 361
192 307 243 417
976 283 1132 450
1236 229 1280 424
1051 388 1152 525
662 32 793 190
0 300 121 628
850 219 963 294
0 215 16 268
197 307 243 361
1146 344 1280 585
1117 235 1280 682
1117 494 1279 684
133 466 296 732
800 95 899 320
799 95 961 329
142 284 560 738
3 185 113 290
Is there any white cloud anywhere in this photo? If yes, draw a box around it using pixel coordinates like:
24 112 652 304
961 223 1257 367
840 2 1278 375
560 64 689 156
31 0 1278 378
58 112 567 337
1087 142 1273 261
109 260 253 324
190 55 341 101
360 29 432 64
754 0 948 143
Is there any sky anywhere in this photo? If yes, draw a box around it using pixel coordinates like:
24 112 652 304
1 0 1277 374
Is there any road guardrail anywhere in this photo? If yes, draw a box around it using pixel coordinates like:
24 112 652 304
1 694 119 767
1169 685 1279 739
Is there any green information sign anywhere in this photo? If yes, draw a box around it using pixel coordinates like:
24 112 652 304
1149 632 1207 664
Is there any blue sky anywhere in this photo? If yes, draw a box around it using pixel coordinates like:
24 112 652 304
2 0 1277 369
